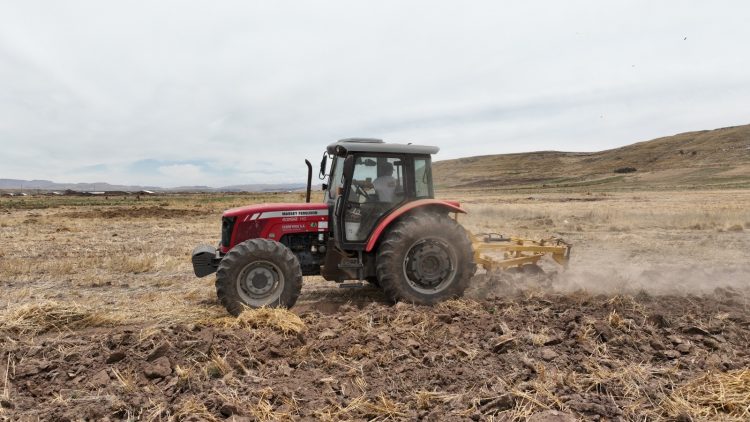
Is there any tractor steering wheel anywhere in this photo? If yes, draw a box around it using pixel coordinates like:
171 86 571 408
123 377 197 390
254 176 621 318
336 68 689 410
354 183 370 200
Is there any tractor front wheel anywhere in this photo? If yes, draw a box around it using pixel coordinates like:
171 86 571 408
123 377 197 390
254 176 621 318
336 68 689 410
215 239 302 315
376 213 475 305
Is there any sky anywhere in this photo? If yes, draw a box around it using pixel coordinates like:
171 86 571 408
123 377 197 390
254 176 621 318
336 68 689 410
1 1 749 188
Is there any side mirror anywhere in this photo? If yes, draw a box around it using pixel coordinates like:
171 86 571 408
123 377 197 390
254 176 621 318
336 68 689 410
319 154 328 179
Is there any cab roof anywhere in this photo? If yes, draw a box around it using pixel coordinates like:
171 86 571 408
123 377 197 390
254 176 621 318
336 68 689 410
326 138 439 156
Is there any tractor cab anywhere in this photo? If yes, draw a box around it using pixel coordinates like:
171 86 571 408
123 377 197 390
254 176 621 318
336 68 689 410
320 138 438 252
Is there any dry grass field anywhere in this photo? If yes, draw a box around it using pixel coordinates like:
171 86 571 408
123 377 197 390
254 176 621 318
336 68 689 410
1 190 749 420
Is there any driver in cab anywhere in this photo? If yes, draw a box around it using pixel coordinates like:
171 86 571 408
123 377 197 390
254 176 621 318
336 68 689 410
372 162 397 202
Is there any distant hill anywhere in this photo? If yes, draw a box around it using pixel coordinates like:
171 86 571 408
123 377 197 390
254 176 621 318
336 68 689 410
0 179 161 192
0 179 308 193
434 124 750 191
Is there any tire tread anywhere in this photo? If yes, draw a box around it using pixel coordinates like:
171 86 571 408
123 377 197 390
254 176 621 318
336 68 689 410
376 212 475 305
215 238 303 315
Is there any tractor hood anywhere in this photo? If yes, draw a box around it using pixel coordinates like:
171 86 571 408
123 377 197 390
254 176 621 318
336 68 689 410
223 202 328 219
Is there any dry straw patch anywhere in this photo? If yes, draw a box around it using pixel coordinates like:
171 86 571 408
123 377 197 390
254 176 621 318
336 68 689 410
2 354 10 409
246 387 296 422
214 307 306 335
0 301 120 336
169 396 219 422
414 390 462 410
436 298 483 313
104 254 158 274
205 351 232 379
314 393 406 421
360 393 407 419
663 369 750 420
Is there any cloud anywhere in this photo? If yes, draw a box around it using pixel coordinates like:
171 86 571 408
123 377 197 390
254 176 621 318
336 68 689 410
157 164 206 185
73 164 108 173
0 1 749 186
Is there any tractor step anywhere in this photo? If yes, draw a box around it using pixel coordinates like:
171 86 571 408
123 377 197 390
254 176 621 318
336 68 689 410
338 282 364 288
338 258 363 270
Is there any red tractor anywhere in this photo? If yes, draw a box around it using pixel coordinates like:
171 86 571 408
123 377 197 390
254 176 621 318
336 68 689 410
193 138 477 315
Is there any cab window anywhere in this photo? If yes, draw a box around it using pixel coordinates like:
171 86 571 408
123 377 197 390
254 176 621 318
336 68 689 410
349 156 404 204
328 156 345 200
414 157 432 198
343 155 404 242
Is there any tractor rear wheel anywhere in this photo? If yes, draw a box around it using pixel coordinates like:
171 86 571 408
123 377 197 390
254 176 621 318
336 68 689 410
376 213 475 305
365 276 380 288
215 239 302 315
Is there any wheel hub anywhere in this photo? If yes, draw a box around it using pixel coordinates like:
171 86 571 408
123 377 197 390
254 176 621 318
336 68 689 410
405 240 454 289
239 264 278 297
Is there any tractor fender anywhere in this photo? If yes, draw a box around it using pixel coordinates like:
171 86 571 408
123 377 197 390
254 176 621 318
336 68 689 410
364 199 466 252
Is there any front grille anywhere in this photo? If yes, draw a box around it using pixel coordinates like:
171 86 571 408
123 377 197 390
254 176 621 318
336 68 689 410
221 217 236 248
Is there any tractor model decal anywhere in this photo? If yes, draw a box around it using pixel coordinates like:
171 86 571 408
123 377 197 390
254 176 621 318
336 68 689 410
244 209 328 222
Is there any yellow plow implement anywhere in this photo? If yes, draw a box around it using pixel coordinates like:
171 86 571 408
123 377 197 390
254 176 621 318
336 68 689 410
472 233 571 272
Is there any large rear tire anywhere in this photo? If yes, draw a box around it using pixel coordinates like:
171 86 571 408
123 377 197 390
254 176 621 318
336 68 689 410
216 239 302 315
376 212 475 305
365 276 380 288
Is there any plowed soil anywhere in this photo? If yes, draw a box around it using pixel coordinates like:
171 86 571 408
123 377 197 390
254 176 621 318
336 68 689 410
4 291 750 421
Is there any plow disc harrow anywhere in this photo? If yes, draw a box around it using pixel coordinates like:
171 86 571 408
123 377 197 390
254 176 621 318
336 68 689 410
472 233 572 273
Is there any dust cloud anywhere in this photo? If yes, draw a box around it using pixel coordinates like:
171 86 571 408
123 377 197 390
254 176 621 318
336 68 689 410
555 258 750 296
466 249 750 299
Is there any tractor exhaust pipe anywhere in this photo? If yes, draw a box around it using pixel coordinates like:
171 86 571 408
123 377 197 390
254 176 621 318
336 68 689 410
304 159 312 203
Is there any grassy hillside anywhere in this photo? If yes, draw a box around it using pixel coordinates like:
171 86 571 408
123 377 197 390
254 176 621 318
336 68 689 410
434 124 750 191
